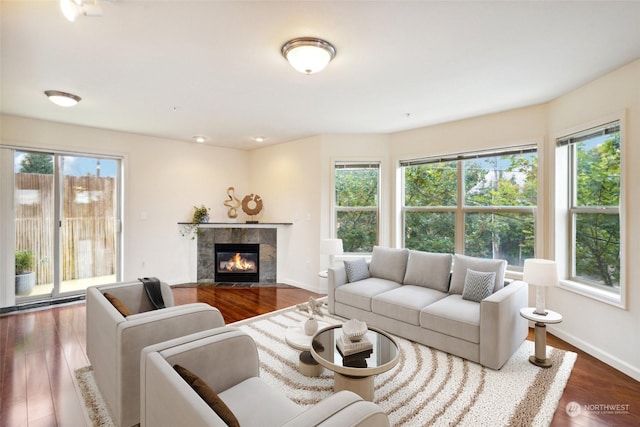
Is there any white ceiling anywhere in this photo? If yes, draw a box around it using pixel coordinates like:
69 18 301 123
2 1 640 150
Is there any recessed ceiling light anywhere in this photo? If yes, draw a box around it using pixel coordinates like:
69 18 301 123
44 90 81 107
254 136 265 143
192 135 206 143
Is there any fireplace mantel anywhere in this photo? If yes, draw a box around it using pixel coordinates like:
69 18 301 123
178 222 292 228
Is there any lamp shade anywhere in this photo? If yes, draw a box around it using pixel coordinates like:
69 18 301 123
320 238 343 255
523 259 558 287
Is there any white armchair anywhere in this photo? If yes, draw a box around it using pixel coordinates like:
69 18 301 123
86 281 225 427
140 326 390 427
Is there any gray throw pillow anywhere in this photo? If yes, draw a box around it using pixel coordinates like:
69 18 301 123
462 269 496 302
369 246 410 283
344 258 371 282
449 254 507 295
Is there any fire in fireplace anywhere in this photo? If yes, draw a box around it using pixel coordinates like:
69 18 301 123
215 243 259 282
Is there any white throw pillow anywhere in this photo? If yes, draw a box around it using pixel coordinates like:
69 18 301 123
343 258 371 283
462 269 496 302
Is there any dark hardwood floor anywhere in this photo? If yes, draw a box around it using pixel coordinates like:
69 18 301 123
0 286 638 426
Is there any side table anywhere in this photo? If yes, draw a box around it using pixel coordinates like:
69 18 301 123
519 307 563 368
285 321 329 377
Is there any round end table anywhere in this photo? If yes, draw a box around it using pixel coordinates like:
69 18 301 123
519 307 562 368
285 321 329 377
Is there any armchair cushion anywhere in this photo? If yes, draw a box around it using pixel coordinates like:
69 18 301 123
103 292 132 317
174 365 239 427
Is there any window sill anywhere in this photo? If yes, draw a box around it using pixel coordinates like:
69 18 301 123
559 279 625 310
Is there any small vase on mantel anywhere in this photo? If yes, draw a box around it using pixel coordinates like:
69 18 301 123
304 317 318 336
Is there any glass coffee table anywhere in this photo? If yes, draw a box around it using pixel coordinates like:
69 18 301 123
310 324 399 401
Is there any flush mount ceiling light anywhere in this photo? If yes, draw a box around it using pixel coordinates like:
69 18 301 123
60 0 103 22
281 37 336 75
192 135 207 143
44 90 81 107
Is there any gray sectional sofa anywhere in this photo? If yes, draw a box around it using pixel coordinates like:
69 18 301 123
327 246 528 369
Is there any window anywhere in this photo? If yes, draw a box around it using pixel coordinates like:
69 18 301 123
557 121 621 293
401 146 537 268
334 162 380 253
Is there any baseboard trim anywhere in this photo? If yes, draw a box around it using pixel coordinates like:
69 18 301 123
548 325 640 381
280 277 324 294
0 294 86 316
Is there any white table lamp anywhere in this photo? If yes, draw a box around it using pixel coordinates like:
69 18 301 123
522 258 558 315
321 238 343 267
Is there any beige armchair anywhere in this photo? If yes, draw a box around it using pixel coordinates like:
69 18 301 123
140 326 390 427
86 281 225 427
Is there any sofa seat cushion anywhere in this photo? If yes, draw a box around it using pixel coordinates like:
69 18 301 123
419 295 480 344
372 286 448 326
335 278 401 311
220 377 302 426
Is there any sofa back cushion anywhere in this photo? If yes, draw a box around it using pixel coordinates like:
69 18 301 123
369 246 409 283
449 254 507 295
402 251 453 292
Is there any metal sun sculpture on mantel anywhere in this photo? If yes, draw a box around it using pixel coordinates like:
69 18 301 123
242 193 263 223
223 187 241 219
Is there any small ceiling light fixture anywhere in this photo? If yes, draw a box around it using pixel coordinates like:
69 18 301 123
254 136 265 143
44 90 81 107
60 0 103 22
281 37 336 75
192 135 207 143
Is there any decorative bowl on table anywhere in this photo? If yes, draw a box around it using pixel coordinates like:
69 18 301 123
342 319 367 342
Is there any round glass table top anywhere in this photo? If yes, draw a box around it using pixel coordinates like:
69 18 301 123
310 324 399 377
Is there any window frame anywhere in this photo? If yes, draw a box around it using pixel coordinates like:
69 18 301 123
400 145 538 270
332 161 382 254
555 116 626 308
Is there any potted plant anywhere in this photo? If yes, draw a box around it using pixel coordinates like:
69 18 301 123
181 205 211 239
15 250 36 296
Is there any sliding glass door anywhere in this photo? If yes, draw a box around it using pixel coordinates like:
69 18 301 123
13 150 121 301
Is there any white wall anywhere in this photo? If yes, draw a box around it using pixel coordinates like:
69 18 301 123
545 59 640 381
248 136 323 291
0 114 249 296
249 133 390 293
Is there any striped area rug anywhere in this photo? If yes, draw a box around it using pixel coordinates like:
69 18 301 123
232 304 576 427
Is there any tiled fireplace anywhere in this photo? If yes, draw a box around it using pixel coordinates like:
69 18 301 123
197 226 277 283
